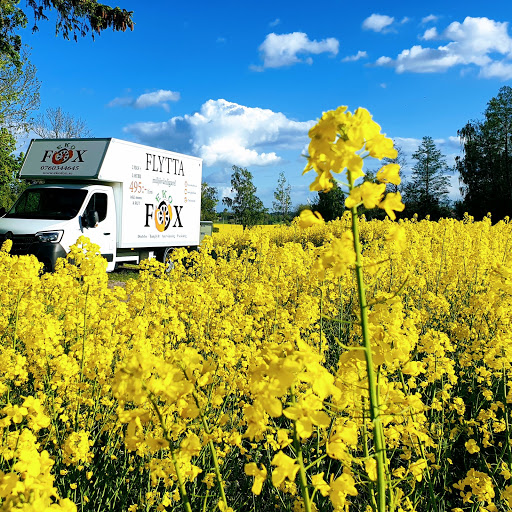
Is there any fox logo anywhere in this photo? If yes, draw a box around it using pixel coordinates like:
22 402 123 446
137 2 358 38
145 203 183 230
41 145 87 165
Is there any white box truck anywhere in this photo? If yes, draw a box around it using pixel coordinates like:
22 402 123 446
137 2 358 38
0 138 208 272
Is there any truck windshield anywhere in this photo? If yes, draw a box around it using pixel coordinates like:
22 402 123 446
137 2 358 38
6 188 88 220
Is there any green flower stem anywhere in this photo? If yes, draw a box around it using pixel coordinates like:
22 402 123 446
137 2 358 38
191 389 228 510
290 387 312 512
75 285 90 430
12 290 21 351
148 394 193 512
349 202 388 512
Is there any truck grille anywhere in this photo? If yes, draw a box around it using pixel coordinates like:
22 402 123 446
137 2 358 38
0 234 38 255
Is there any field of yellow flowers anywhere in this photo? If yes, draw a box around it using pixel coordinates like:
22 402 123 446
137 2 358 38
2 214 512 512
3 105 512 512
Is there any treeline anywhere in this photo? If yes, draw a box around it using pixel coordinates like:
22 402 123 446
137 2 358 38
204 86 512 225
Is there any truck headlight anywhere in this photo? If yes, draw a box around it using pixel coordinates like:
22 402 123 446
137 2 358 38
35 231 63 243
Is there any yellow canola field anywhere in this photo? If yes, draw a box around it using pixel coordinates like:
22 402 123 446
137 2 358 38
1 214 512 511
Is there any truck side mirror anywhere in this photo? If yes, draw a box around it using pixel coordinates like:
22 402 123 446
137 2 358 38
83 210 100 228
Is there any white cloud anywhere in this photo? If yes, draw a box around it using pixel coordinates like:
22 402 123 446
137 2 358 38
421 27 438 40
362 14 395 33
394 45 461 73
254 32 339 69
479 60 512 80
108 89 180 111
376 56 392 66
342 50 368 62
422 14 438 24
376 16 512 78
125 99 315 167
269 18 280 27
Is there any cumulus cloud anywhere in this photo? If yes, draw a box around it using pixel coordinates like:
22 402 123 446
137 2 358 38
479 60 512 80
108 89 180 111
421 27 438 40
362 14 395 33
375 16 512 79
253 32 339 70
125 99 315 167
342 50 368 62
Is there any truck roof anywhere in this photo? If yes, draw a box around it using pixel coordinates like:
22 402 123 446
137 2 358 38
20 138 202 181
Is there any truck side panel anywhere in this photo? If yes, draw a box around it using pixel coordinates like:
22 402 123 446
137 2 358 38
99 139 202 249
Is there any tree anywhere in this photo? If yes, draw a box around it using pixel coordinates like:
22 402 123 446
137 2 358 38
0 128 25 210
0 1 134 68
402 136 451 220
33 107 91 138
311 180 345 221
222 165 267 228
272 171 292 222
0 48 40 133
457 86 512 220
0 2 26 69
201 182 218 222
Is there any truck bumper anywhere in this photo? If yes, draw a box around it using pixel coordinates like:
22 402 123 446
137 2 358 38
0 234 67 271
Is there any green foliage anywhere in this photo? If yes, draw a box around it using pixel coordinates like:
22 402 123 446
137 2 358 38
0 48 40 132
272 171 292 222
403 136 451 220
293 203 312 218
311 180 345 221
457 86 512 220
0 1 27 69
0 0 133 68
201 182 218 222
0 128 25 210
222 165 267 228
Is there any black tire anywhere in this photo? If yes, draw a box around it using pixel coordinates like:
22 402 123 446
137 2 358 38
158 247 175 273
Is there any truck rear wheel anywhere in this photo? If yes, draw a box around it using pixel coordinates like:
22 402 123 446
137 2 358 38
158 247 175 273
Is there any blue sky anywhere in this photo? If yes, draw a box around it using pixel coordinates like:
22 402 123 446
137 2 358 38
19 0 512 210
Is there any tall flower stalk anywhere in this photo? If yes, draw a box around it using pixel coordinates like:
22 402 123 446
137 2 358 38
301 105 405 511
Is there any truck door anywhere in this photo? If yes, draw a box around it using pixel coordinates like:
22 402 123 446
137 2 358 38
82 190 116 271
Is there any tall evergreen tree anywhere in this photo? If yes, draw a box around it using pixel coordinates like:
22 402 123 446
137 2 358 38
457 86 512 220
403 136 451 220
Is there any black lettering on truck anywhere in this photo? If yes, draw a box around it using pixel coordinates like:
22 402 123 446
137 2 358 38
41 150 53 162
173 205 183 227
144 203 154 227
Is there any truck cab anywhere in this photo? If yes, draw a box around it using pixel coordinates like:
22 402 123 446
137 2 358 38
0 183 117 271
